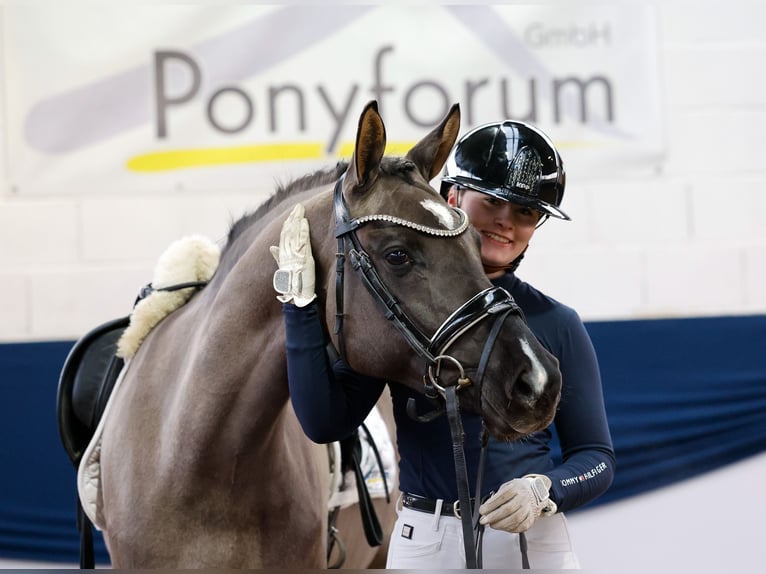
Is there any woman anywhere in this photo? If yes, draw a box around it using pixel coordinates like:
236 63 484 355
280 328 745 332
272 120 615 569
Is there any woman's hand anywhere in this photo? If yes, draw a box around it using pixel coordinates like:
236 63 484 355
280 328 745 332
479 474 558 533
270 203 316 307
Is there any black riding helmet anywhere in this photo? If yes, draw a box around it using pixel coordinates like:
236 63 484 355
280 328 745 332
440 120 570 221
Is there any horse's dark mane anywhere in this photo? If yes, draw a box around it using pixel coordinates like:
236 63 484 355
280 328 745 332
224 157 419 253
224 161 348 252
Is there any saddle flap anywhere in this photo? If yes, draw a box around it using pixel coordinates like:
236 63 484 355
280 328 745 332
57 316 129 468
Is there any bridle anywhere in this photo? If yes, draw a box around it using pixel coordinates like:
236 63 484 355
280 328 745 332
332 174 525 568
332 174 524 380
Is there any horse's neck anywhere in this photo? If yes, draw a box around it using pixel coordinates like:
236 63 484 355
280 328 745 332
165 193 334 453
160 281 285 457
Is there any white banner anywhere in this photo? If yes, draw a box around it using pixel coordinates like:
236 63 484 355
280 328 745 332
3 4 662 196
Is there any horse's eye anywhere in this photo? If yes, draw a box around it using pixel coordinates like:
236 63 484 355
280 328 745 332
384 250 410 266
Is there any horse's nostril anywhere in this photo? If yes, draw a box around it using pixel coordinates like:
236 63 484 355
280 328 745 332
513 378 535 403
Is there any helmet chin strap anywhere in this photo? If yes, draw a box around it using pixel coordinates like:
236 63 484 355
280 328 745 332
482 246 527 275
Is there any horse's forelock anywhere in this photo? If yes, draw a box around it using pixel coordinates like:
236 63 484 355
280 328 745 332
380 157 418 182
366 157 448 219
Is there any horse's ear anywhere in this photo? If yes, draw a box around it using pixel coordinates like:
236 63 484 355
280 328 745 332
348 100 386 189
405 103 461 182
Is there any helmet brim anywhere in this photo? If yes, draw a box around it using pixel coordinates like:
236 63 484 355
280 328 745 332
443 176 571 221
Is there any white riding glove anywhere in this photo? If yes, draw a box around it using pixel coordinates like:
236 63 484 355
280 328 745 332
479 474 558 533
270 203 316 307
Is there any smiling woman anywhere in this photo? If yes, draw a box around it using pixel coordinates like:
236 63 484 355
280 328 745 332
450 190 541 276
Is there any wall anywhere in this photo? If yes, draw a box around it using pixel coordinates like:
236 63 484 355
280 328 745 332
520 1 766 320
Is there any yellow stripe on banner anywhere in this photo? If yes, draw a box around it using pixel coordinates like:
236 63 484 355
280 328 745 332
127 142 324 172
127 141 420 172
337 141 418 158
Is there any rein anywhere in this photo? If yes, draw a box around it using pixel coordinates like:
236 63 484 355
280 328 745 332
331 175 525 568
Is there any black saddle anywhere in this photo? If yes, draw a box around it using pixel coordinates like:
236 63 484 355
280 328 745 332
57 316 129 469
56 315 129 568
57 280 209 463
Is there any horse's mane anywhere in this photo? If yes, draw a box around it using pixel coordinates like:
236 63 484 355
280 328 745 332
224 162 347 253
224 157 421 255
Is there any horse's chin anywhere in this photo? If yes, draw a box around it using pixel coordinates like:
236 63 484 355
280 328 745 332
485 414 555 443
481 393 559 442
483 420 539 443
488 429 526 443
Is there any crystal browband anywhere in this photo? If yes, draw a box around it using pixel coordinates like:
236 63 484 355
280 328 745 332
350 208 470 237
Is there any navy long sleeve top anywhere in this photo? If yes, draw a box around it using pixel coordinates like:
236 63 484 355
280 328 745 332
284 272 615 513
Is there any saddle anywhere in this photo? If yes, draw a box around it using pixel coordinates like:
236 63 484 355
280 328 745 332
57 317 128 470
56 315 129 568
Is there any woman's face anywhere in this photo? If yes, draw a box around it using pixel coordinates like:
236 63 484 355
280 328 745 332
447 187 541 278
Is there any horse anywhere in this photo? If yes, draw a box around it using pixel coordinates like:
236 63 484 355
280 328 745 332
86 100 562 568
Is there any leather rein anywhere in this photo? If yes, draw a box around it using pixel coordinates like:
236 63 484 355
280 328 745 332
331 175 524 568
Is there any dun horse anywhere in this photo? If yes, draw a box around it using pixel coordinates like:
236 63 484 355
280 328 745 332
86 101 562 568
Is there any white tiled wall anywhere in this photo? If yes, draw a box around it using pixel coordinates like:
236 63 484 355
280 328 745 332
0 200 79 266
1 3 765 342
517 2 766 323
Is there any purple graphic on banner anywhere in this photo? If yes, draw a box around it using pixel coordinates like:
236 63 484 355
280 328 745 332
24 6 374 154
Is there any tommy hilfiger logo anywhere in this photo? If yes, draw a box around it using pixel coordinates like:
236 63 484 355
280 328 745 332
560 461 609 487
401 524 414 539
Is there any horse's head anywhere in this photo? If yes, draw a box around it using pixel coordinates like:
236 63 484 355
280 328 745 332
324 101 562 442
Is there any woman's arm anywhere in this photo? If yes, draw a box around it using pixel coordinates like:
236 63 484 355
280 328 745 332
272 204 386 443
546 308 616 513
284 302 386 443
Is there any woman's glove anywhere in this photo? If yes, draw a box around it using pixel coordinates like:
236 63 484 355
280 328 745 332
270 203 316 307
479 474 558 533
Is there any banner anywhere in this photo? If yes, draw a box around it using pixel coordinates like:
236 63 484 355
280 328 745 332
3 4 663 196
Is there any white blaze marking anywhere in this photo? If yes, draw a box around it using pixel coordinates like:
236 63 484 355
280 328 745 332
520 337 547 394
420 198 456 229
